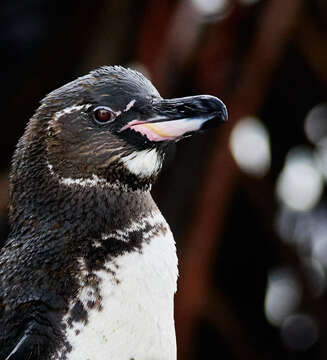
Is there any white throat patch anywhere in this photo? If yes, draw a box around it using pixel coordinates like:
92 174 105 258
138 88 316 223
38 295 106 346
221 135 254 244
121 149 162 177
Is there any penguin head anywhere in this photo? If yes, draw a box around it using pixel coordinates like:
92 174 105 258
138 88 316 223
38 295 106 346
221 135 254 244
24 66 227 191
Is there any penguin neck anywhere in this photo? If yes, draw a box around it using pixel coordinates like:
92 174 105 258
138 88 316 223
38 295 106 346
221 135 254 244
9 152 157 239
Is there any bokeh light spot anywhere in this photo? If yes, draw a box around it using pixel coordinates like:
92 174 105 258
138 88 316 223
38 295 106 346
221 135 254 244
304 103 327 144
276 147 323 212
191 0 229 16
230 117 271 177
281 314 319 351
303 257 326 297
265 268 301 327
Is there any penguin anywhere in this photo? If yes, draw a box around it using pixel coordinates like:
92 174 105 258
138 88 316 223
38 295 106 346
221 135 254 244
0 66 227 360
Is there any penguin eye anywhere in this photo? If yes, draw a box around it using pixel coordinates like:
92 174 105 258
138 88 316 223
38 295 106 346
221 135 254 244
93 106 116 124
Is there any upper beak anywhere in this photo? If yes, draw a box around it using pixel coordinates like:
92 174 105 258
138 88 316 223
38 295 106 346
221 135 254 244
121 95 228 142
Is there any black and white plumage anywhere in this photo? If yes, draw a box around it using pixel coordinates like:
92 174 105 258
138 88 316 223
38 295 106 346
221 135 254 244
0 66 227 360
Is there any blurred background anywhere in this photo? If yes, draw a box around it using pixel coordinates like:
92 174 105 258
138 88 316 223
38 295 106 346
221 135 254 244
1 0 327 358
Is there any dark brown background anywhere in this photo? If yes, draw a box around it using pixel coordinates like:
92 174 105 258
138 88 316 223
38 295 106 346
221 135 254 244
1 0 327 359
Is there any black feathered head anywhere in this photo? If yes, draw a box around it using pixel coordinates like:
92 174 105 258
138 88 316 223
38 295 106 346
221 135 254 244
15 66 227 191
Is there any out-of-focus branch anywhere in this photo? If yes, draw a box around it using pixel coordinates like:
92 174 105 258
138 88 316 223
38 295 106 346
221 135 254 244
204 291 268 360
138 0 235 95
137 0 178 91
175 0 303 359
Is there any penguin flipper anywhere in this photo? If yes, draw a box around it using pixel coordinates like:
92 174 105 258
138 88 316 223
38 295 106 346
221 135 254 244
5 334 31 360
4 319 56 360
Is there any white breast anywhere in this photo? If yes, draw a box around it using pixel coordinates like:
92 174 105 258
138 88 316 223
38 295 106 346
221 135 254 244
58 212 178 360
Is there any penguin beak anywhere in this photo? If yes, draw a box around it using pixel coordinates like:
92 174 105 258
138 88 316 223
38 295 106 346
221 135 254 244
121 95 227 142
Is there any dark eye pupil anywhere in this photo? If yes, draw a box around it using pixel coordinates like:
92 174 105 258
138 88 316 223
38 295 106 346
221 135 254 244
95 108 112 122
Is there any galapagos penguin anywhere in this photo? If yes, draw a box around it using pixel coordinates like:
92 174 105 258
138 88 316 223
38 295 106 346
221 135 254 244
0 66 227 360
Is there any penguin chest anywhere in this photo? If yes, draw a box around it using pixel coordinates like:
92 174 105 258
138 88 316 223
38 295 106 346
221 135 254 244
59 220 178 360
